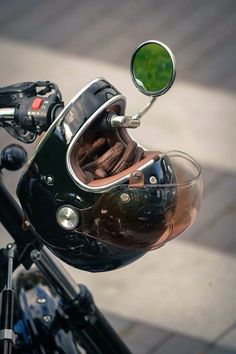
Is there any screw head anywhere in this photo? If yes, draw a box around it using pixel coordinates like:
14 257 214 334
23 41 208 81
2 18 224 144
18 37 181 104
45 175 54 186
133 171 142 179
30 250 41 261
43 315 52 323
120 193 130 203
24 220 30 227
37 297 47 304
149 176 157 184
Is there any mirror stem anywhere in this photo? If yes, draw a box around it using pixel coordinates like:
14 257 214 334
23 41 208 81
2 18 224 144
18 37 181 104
132 96 157 121
110 96 157 129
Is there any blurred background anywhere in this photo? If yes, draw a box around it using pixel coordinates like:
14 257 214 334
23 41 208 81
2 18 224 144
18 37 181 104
0 0 236 353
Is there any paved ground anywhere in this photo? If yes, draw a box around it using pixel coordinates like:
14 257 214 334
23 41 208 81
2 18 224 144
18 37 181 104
0 0 236 92
0 1 236 353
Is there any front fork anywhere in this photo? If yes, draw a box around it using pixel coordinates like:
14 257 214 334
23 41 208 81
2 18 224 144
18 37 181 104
0 177 132 353
31 246 132 354
0 244 16 354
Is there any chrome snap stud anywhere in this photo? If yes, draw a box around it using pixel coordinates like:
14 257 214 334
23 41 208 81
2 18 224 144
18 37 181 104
56 206 79 230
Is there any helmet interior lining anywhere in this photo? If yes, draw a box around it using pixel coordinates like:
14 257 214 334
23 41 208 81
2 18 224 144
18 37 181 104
69 103 160 189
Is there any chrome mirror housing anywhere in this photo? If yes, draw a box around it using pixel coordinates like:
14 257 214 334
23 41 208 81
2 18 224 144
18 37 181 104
130 40 176 97
110 40 176 129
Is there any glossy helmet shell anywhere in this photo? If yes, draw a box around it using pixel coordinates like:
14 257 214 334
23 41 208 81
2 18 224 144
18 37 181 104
17 78 184 272
17 79 148 271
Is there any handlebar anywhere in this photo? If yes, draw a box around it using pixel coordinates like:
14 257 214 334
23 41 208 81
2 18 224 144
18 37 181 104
0 81 64 143
0 108 15 117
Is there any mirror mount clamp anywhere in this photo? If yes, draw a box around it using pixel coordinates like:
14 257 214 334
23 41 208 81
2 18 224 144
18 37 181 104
110 114 140 129
109 96 157 129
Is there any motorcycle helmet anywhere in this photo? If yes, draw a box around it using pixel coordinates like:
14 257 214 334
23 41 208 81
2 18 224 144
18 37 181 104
17 41 202 272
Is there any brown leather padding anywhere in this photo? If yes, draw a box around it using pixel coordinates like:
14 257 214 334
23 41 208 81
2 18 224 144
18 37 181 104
88 151 159 187
69 111 160 187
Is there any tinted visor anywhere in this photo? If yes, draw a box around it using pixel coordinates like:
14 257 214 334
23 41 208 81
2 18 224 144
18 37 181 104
76 151 202 250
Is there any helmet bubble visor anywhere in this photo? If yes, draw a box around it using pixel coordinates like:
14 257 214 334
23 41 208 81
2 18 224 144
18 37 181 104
77 151 202 250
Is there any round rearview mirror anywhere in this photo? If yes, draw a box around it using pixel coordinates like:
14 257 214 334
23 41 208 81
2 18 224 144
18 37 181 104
130 40 176 96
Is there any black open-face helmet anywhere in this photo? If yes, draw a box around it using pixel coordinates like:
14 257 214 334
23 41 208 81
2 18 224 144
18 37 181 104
17 41 202 272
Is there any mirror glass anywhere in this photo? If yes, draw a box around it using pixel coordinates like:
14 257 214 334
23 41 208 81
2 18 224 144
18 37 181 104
131 41 176 96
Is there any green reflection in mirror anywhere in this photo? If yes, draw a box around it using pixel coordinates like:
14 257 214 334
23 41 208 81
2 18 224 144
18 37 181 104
132 42 174 96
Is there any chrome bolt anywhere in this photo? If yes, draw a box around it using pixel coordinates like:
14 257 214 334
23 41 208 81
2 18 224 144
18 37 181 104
45 175 54 186
149 176 157 184
24 220 31 227
56 206 79 230
43 315 52 323
37 297 47 304
133 171 142 179
30 250 41 262
120 193 130 203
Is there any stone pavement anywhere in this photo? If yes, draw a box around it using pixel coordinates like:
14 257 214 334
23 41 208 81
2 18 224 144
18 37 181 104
0 36 236 353
1 0 236 92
